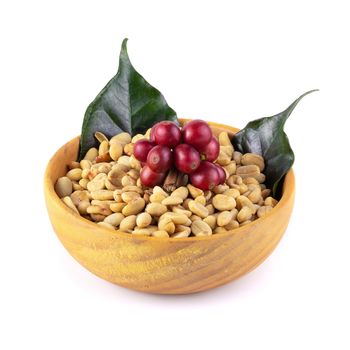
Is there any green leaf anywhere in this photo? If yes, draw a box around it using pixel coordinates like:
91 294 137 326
233 90 318 198
78 38 178 160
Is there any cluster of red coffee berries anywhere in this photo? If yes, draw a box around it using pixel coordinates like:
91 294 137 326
133 120 225 190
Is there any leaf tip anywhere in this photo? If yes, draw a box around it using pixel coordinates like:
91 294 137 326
301 89 319 97
119 38 132 69
121 38 129 51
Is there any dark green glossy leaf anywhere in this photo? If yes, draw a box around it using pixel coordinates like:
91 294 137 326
78 38 177 160
233 90 318 198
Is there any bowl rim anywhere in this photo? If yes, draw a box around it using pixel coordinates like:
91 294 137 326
44 120 295 242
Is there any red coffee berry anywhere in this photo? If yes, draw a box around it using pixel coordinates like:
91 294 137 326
133 140 155 163
174 144 201 174
199 136 219 162
182 119 212 150
140 165 166 187
147 145 173 173
214 164 226 184
149 124 158 142
189 161 220 190
152 121 181 148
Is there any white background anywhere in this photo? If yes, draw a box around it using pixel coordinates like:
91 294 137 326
0 1 349 349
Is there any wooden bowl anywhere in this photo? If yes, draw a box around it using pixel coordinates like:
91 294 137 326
44 121 295 294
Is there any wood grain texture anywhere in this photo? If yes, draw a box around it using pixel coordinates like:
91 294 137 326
44 121 295 294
